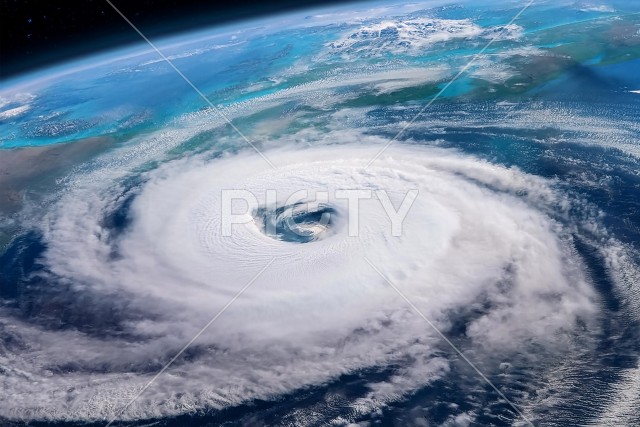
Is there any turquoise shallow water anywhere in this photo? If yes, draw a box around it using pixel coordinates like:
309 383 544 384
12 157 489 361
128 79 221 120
1 1 638 149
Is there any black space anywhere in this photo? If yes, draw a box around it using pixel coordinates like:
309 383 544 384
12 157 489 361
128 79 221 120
0 0 356 80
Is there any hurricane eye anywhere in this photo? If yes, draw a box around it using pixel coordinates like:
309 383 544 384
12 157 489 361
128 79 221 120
253 202 338 243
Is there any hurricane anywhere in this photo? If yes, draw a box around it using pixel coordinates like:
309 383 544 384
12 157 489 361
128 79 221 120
1 1 640 426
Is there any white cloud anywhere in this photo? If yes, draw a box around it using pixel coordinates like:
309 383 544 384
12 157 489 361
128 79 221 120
1 129 602 421
326 18 523 58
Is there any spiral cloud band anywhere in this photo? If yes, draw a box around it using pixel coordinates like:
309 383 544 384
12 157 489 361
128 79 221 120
1 136 601 422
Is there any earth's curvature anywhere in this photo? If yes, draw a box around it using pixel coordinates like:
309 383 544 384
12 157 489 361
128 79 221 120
1 1 640 426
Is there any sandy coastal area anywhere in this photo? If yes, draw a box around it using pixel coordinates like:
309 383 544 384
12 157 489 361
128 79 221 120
0 136 111 223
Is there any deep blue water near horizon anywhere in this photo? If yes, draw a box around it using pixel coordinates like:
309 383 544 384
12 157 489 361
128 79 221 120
3 1 637 150
0 20 341 149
